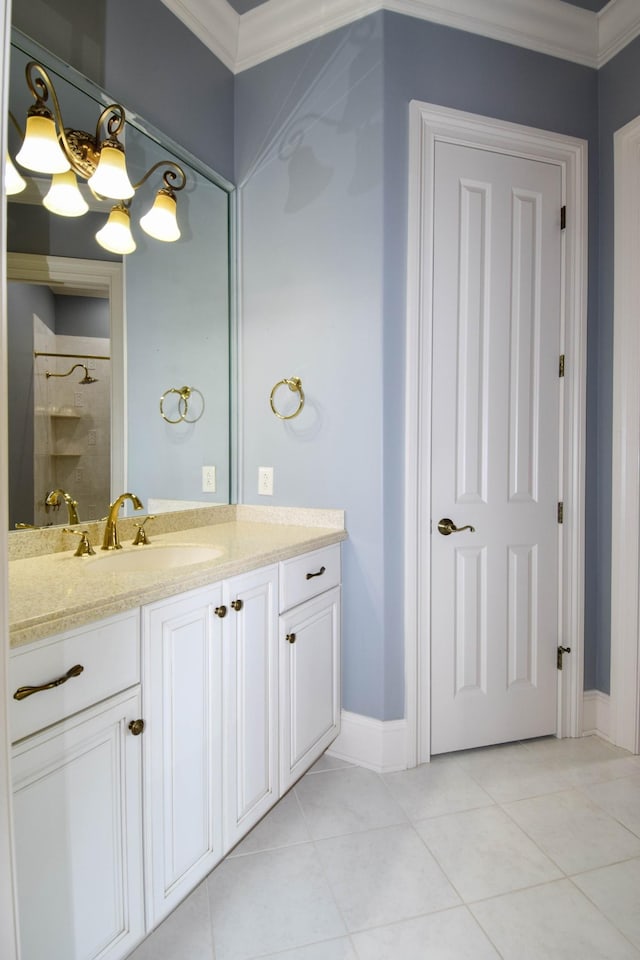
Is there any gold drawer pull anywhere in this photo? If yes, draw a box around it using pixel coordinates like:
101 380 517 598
13 664 84 701
305 566 326 581
215 605 227 618
286 633 296 644
128 718 145 736
231 599 243 612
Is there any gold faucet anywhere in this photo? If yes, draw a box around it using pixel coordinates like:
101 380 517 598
45 489 79 525
102 492 144 550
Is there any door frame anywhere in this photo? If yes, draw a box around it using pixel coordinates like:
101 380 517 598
404 102 588 766
610 115 640 753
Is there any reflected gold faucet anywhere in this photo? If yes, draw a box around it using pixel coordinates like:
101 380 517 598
102 492 144 550
45 488 79 525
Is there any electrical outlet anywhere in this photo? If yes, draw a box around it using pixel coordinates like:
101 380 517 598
202 465 216 493
74 468 83 483
74 392 84 408
258 466 274 496
87 429 97 445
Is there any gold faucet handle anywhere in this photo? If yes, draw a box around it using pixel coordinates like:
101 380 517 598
132 515 155 546
63 528 96 557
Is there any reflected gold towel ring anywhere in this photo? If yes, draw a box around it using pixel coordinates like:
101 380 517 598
160 385 205 424
270 376 305 420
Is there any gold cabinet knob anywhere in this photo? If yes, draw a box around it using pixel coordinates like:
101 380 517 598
128 718 145 736
286 633 296 644
231 599 243 612
215 605 227 618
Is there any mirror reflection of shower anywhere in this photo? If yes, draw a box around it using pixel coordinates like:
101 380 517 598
7 277 112 529
33 342 111 528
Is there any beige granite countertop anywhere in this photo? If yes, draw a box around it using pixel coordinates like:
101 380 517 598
9 506 346 648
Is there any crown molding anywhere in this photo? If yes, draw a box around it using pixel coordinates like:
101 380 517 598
598 0 640 67
159 0 239 72
236 0 598 71
161 0 640 74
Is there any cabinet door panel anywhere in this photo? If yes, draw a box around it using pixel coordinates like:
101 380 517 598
12 689 144 960
143 585 223 927
224 565 278 849
280 588 340 792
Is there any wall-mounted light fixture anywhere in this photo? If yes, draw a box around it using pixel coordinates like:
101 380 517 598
6 60 186 256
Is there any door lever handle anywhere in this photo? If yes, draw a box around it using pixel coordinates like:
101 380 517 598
437 518 476 536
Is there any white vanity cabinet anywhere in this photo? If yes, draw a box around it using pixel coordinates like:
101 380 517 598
9 612 144 960
141 563 279 920
141 583 225 928
278 545 341 793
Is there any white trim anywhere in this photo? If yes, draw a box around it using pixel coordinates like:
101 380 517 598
405 102 587 766
0 0 22 950
160 0 640 74
610 116 640 755
598 0 640 68
327 711 408 773
583 690 612 742
159 0 239 72
6 254 126 503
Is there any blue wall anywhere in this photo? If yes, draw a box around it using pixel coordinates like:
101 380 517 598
236 12 600 719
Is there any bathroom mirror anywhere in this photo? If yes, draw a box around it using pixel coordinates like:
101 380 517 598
6 30 233 530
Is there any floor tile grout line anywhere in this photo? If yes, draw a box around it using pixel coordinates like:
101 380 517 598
565 873 640 956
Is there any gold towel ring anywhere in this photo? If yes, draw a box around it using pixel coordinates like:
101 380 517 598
270 377 305 420
160 386 205 424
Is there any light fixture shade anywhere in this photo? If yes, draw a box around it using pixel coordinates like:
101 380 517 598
43 170 89 217
5 153 27 195
95 204 136 255
88 143 135 200
15 114 70 174
140 189 181 242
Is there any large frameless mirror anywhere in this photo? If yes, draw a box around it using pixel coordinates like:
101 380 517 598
6 30 233 530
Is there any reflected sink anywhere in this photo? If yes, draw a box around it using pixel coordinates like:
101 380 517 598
87 543 223 573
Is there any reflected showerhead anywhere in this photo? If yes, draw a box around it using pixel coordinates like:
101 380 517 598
46 363 98 384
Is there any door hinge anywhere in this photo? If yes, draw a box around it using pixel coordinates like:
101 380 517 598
561 206 567 230
557 502 564 524
557 645 571 670
559 354 565 378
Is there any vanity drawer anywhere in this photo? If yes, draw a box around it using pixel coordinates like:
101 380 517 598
9 610 140 742
279 544 341 612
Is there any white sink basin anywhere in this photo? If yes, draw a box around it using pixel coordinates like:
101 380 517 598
87 543 223 573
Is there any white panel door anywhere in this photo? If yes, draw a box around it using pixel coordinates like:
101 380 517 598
223 564 278 849
279 587 341 793
430 141 562 754
12 689 144 960
142 585 224 927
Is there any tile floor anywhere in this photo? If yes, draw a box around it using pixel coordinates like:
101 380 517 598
127 736 640 959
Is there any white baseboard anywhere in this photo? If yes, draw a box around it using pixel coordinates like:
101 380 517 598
582 690 612 742
327 710 408 773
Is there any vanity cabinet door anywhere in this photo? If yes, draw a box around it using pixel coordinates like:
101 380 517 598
222 564 279 850
11 688 145 960
279 587 341 793
142 584 224 928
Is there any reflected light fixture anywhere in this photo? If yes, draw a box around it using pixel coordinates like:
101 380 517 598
5 151 27 195
13 60 186 253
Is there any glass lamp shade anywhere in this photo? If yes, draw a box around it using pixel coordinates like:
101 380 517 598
5 153 27 195
88 143 135 200
15 114 70 174
140 190 181 242
43 170 89 217
95 204 136 255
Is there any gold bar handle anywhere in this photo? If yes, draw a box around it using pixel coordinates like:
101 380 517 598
305 566 326 581
14 664 84 701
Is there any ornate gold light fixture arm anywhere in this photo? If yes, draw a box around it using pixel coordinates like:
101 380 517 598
133 160 187 194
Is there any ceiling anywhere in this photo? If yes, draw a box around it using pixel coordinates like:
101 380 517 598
161 0 640 74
